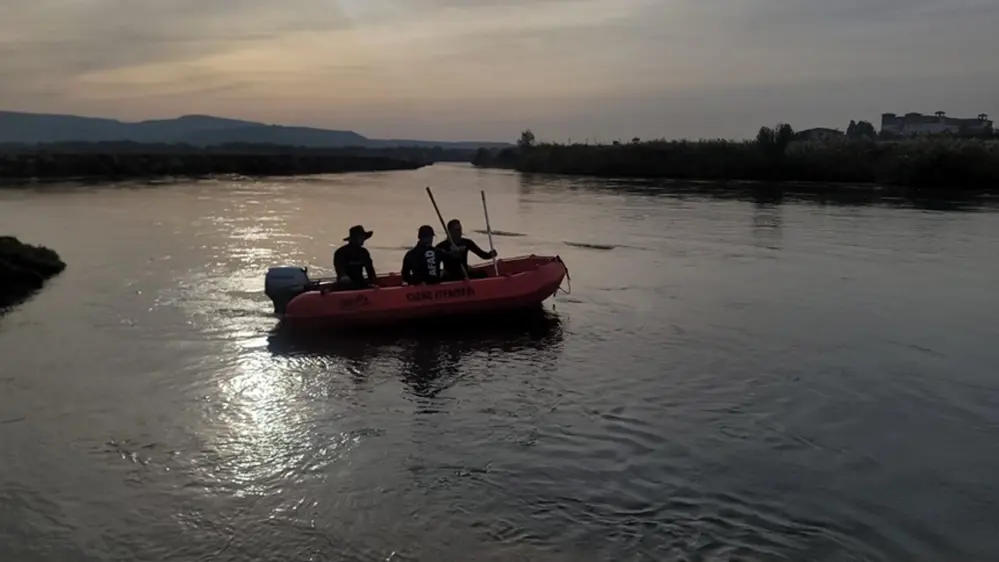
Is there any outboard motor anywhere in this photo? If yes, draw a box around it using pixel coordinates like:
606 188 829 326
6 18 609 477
264 266 311 315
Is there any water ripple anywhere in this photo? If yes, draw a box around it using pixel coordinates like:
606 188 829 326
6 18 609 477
3 168 999 560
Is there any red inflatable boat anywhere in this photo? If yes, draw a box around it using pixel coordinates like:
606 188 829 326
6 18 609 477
264 255 568 328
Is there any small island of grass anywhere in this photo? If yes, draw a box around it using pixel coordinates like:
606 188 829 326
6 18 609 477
473 125 999 195
0 237 66 310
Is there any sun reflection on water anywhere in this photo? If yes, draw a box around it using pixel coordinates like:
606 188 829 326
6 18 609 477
161 207 376 499
177 320 370 499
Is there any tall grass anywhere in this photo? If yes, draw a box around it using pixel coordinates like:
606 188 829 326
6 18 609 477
473 132 999 191
0 143 450 181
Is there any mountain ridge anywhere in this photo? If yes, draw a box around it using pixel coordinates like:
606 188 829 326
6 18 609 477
0 110 510 149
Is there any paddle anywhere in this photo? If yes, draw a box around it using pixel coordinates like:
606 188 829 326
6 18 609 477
425 186 469 280
480 190 500 277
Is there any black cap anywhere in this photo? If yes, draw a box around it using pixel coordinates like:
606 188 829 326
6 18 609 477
418 225 435 238
344 225 373 241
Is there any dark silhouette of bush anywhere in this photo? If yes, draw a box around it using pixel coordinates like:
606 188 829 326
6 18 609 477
517 130 536 149
473 126 999 192
847 120 878 140
0 237 66 309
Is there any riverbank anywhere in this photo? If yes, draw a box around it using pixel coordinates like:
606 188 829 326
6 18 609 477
0 143 439 182
473 133 999 193
0 237 65 309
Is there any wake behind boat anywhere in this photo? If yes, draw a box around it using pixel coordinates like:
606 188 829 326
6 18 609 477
264 254 568 328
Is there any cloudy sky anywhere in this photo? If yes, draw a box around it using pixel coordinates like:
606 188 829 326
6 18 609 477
1 0 997 141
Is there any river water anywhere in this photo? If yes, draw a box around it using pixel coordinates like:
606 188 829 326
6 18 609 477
2 164 998 561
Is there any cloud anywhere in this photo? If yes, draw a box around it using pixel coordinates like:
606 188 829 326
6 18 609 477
0 0 353 77
1 0 634 76
0 0 997 140
42 0 653 105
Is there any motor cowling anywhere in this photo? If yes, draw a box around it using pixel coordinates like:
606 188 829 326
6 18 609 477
264 266 311 315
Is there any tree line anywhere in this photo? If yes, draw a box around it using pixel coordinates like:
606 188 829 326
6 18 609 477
471 124 999 192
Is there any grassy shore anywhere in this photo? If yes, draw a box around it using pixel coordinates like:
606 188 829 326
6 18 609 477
0 142 446 182
0 237 66 309
473 129 999 193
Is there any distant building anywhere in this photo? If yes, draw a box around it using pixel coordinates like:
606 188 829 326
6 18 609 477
795 127 844 142
881 112 992 137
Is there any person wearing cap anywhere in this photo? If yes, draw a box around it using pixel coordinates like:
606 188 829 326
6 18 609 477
332 225 377 290
436 218 497 281
402 225 456 285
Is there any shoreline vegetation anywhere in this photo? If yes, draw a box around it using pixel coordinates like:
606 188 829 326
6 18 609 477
0 237 66 310
472 126 999 194
0 142 477 183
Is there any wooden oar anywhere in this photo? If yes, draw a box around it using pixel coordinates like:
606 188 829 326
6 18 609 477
425 186 469 280
480 190 499 277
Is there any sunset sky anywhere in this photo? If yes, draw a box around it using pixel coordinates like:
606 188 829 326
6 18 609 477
1 0 997 141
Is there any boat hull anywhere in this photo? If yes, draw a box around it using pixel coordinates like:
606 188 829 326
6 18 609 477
279 255 568 328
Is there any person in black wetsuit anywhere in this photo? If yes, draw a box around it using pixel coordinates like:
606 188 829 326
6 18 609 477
331 224 377 290
436 219 497 281
402 225 454 285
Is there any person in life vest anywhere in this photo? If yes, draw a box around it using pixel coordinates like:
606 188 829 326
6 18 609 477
402 225 458 285
436 219 497 281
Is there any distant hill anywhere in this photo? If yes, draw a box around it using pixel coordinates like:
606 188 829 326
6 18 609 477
0 111 510 149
